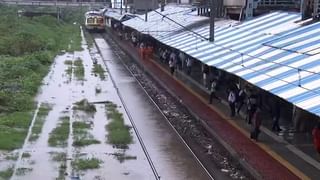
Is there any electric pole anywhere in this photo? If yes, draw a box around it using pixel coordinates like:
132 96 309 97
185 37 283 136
209 0 215 42
120 0 123 15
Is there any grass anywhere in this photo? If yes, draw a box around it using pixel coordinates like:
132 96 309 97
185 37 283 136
0 6 82 150
73 137 100 147
0 166 14 180
72 121 100 147
105 102 133 148
50 152 67 162
65 66 73 77
57 163 67 180
73 121 91 129
112 152 137 163
83 28 94 48
5 153 18 161
74 58 84 80
22 152 31 158
48 116 70 147
64 60 73 78
73 99 96 113
29 103 52 141
16 167 33 176
64 60 73 65
71 158 101 170
50 152 67 180
92 64 106 80
0 111 33 150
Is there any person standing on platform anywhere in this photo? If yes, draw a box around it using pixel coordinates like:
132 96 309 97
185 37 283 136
247 89 258 124
251 107 262 141
272 100 282 131
186 57 193 75
169 58 175 75
228 88 237 117
236 86 247 115
202 64 209 88
209 78 220 104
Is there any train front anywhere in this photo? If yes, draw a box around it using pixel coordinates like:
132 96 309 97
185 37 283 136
85 11 105 32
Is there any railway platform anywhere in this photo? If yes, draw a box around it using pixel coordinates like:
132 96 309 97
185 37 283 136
105 29 320 180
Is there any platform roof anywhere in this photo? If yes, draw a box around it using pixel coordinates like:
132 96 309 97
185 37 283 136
123 5 320 117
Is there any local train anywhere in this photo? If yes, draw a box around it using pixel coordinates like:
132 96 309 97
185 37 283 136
84 10 105 32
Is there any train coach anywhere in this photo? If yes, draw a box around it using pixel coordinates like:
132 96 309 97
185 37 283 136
85 10 105 32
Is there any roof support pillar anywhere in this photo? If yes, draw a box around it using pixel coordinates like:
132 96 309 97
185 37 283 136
209 0 215 42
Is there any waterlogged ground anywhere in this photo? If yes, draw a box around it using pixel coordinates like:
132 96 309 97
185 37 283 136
2 29 155 180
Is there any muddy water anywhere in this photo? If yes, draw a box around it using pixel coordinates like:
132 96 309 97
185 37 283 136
94 37 212 180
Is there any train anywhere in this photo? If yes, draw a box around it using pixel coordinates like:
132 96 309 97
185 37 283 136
84 10 105 32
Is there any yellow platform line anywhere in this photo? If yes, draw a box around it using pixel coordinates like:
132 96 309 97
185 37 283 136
147 58 310 180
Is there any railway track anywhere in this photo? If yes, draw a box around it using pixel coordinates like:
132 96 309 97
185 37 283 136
92 33 217 180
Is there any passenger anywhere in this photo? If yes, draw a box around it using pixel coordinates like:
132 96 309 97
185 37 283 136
132 35 137 47
236 85 247 115
228 88 237 117
202 64 209 88
186 57 193 75
312 122 320 154
178 52 186 70
246 89 258 124
251 107 262 141
139 42 146 59
209 78 220 104
272 100 282 132
169 58 175 75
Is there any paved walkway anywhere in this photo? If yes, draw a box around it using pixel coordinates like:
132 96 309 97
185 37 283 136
105 29 320 180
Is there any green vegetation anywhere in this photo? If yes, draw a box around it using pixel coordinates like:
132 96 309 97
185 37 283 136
64 60 73 65
73 121 90 129
0 166 14 180
57 163 67 180
73 99 96 113
29 103 52 141
74 58 85 80
16 167 33 176
83 29 94 48
0 6 83 150
22 152 31 158
65 60 73 80
48 116 70 147
105 102 133 148
50 152 67 180
5 152 18 161
72 121 100 147
112 152 137 163
92 64 106 80
72 158 101 170
0 112 33 150
50 152 67 162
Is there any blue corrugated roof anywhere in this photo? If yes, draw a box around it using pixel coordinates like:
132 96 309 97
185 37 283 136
123 6 320 116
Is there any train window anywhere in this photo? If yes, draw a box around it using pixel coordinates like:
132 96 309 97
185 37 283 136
87 18 94 24
97 18 104 24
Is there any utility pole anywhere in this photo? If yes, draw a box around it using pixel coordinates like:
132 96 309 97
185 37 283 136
120 0 123 15
125 0 127 13
209 0 215 42
161 0 165 12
